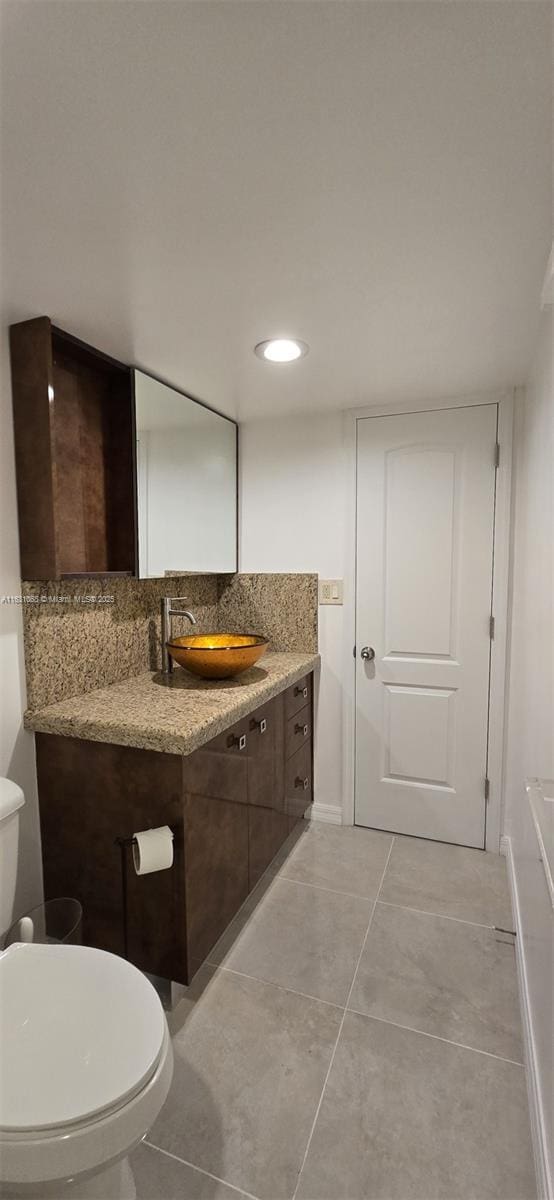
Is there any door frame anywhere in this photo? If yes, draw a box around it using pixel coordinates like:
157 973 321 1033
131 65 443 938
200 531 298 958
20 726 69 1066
340 389 514 853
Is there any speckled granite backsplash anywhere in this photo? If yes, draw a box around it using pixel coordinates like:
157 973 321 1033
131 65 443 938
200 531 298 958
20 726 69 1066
22 573 318 710
217 574 318 653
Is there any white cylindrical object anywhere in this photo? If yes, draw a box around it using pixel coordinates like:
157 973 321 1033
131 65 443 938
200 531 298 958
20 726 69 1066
132 826 174 876
19 917 35 943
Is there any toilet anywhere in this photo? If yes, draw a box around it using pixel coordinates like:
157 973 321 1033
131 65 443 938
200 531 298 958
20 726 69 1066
0 779 174 1199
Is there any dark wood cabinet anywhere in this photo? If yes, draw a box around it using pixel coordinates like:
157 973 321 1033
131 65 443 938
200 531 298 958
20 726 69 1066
286 704 312 759
285 673 312 720
285 741 313 820
36 674 314 984
35 735 186 978
182 719 249 806
183 791 249 979
9 317 137 580
247 694 289 887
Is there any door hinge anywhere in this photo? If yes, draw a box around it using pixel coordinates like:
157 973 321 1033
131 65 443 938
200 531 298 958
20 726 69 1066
489 615 495 639
494 443 500 468
484 778 490 802
353 645 356 658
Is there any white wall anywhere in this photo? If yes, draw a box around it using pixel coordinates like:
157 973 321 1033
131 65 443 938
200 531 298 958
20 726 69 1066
505 312 553 800
239 413 348 817
503 309 553 1193
0 331 43 927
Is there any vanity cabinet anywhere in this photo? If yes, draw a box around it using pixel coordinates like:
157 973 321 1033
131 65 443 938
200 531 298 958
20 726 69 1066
36 674 314 984
34 735 185 980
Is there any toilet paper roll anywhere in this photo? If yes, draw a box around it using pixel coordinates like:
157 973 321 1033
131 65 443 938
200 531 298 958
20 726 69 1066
132 826 174 876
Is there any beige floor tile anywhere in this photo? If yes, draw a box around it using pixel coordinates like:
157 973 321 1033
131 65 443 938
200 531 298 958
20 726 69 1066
209 875 371 1005
296 1012 536 1200
349 902 523 1061
278 823 393 898
379 836 512 927
149 968 342 1200
132 1142 252 1199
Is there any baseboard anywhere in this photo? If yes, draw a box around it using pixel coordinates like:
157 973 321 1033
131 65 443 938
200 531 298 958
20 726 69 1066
309 802 343 825
501 835 553 1200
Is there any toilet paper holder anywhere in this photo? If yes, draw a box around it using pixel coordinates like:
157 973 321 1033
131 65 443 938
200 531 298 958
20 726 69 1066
114 830 177 961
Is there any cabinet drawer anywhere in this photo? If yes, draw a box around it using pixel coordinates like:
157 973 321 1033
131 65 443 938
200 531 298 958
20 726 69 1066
285 741 313 819
285 674 312 721
286 704 312 759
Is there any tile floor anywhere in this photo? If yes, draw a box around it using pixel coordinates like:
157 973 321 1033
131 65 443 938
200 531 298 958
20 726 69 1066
132 824 536 1200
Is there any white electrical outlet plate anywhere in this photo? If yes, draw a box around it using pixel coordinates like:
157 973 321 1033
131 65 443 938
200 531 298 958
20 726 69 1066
318 579 344 605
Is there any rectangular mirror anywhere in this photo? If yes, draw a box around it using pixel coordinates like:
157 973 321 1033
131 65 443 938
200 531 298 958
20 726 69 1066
134 370 238 577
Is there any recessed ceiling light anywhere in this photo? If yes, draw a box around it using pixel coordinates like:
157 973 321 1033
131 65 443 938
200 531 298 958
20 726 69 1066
254 338 309 363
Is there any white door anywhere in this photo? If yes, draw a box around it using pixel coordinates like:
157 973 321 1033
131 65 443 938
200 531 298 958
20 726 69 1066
355 405 497 849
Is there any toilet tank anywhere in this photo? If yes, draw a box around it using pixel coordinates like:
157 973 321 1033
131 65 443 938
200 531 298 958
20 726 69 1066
0 779 25 938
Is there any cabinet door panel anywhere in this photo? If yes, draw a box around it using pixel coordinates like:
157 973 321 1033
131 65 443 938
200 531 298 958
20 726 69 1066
247 694 289 887
247 698 279 809
183 793 249 978
248 806 290 889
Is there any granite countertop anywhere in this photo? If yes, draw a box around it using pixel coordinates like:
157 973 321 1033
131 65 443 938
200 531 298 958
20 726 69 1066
24 651 320 756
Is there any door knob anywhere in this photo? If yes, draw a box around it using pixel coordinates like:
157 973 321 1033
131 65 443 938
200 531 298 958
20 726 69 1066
361 646 375 661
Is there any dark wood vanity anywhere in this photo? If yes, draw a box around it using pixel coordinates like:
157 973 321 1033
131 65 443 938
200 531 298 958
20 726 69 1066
35 672 313 984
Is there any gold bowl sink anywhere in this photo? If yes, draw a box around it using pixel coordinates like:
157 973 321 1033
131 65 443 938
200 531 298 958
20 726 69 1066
167 633 269 679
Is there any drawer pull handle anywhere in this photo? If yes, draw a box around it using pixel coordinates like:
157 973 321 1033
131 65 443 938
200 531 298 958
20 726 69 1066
294 685 308 699
295 776 310 791
295 723 309 737
251 717 268 734
228 733 247 751
260 718 267 734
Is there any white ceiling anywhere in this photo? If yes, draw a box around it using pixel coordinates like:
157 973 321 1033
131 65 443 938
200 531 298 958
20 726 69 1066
1 1 551 421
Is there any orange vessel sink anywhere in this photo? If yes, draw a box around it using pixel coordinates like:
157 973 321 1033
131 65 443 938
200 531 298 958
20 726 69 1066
166 633 269 679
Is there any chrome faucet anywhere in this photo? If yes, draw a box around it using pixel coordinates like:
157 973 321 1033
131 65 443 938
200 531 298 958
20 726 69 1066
160 596 197 674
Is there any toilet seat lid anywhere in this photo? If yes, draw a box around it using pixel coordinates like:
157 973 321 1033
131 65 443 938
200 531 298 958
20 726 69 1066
0 942 167 1132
